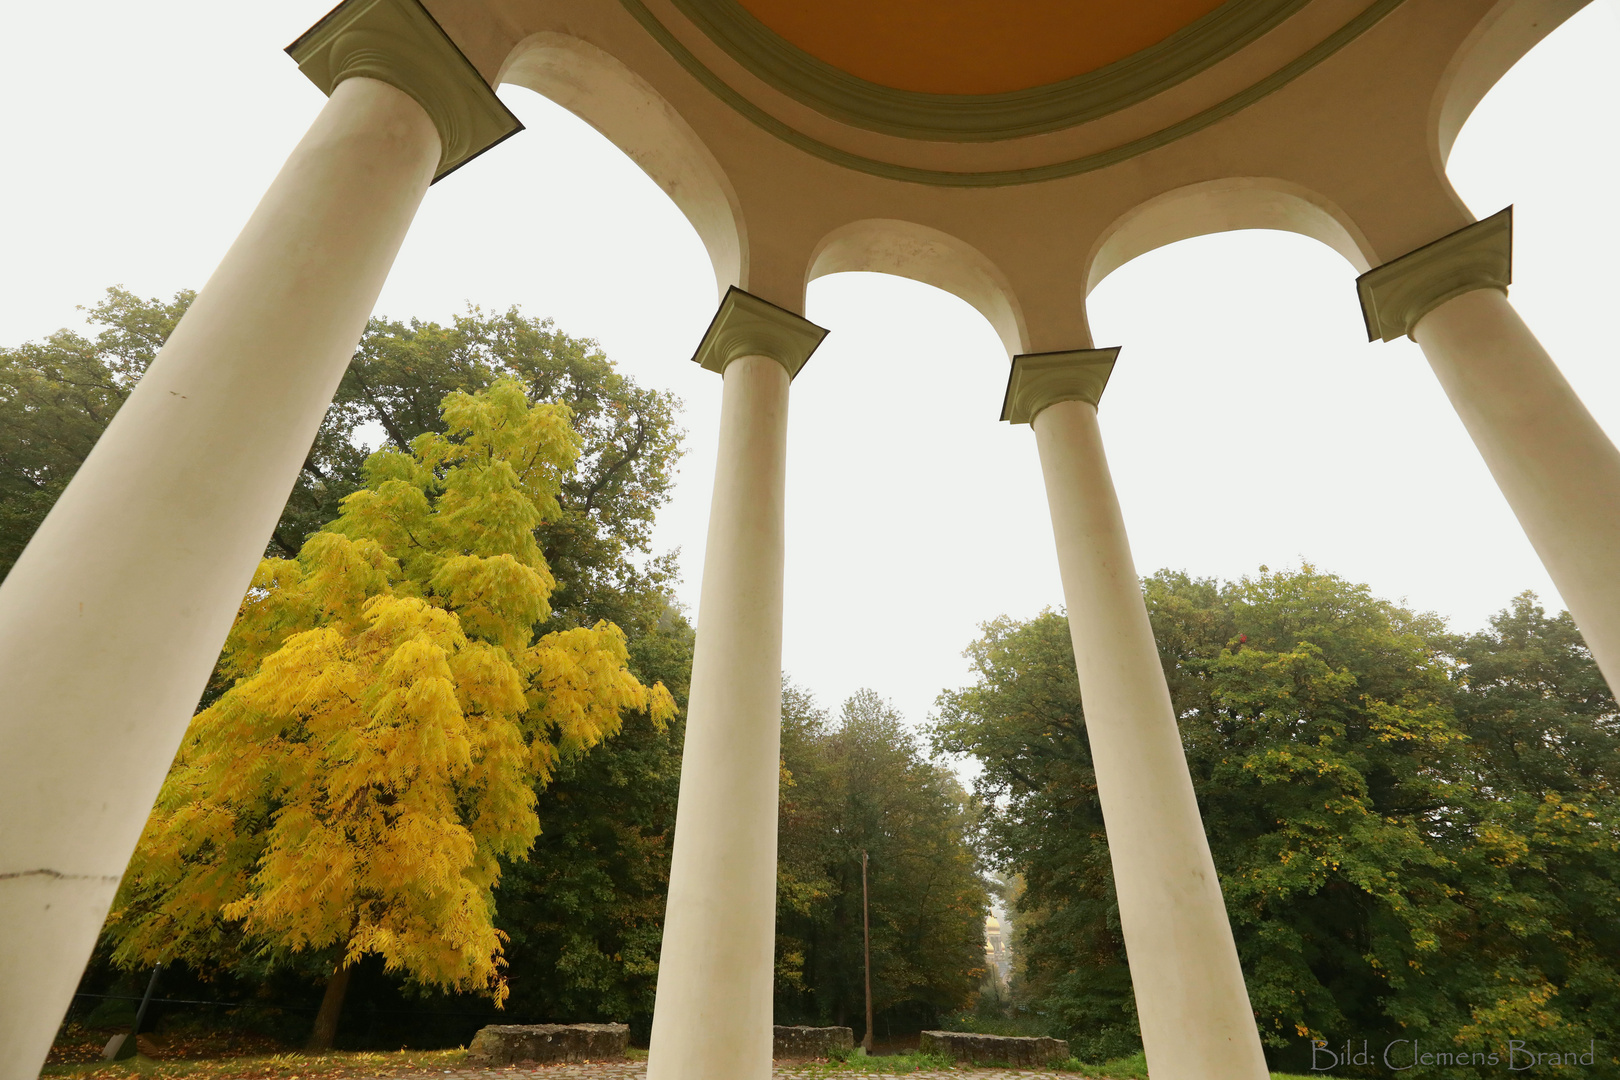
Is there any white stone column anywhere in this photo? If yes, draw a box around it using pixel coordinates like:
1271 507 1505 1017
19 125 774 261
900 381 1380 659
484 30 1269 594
1005 351 1268 1080
648 289 826 1080
1359 207 1620 692
0 3 520 1075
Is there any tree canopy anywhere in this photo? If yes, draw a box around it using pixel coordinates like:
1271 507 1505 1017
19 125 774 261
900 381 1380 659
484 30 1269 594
776 685 989 1038
105 381 674 1043
0 287 191 580
0 291 685 633
934 567 1620 1075
5 290 698 1049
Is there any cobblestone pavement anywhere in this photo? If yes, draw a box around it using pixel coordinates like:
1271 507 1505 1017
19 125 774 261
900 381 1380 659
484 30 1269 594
429 1065 1079 1080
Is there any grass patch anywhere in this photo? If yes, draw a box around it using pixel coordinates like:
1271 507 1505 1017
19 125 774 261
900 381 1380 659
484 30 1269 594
1078 1052 1149 1079
1058 1051 1318 1080
792 1049 958 1074
40 1049 469 1080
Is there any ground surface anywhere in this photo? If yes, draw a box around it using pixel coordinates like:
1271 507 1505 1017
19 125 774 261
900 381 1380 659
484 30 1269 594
40 1050 1109 1080
445 1067 1074 1080
45 1065 1090 1080
41 1042 1313 1080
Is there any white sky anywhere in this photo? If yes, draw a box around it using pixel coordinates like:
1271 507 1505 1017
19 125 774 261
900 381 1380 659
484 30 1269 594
4 1 1620 729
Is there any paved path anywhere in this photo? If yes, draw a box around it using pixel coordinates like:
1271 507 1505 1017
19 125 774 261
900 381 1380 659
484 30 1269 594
433 1065 1079 1080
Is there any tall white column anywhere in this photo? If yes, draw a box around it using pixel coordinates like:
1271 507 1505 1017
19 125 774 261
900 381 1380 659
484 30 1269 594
0 3 519 1075
1359 207 1620 691
1005 351 1268 1080
648 288 826 1080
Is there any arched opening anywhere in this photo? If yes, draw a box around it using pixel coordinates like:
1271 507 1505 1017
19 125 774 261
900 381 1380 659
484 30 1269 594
786 270 1056 720
791 228 1045 715
497 32 746 297
1086 177 1373 298
1431 0 1588 167
807 219 1028 356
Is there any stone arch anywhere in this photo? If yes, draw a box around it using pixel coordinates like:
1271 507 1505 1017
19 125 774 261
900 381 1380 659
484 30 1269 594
1085 177 1374 298
806 219 1028 356
1432 0 1586 167
497 32 746 296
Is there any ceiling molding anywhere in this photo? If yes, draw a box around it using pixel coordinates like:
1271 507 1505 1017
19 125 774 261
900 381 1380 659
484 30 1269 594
618 0 1407 187
661 0 1312 142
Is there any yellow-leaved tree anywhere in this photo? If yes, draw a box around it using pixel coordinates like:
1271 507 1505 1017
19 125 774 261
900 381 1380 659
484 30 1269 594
106 379 674 1047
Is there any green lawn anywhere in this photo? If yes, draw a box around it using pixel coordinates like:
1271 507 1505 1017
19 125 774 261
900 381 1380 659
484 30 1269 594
792 1048 1317 1077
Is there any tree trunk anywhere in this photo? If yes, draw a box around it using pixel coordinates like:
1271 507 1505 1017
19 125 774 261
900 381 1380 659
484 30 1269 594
307 964 352 1052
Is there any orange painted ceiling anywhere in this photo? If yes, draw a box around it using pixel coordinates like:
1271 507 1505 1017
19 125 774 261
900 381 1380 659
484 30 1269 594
733 0 1231 94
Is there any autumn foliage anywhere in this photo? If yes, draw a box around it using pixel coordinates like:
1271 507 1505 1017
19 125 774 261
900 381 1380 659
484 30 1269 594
107 379 674 1003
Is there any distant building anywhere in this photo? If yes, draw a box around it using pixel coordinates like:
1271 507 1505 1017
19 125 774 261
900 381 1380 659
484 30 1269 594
984 914 1011 985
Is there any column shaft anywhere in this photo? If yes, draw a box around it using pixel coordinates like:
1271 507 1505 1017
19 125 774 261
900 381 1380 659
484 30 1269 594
1414 288 1620 690
1032 399 1267 1080
648 355 791 1080
0 77 440 1078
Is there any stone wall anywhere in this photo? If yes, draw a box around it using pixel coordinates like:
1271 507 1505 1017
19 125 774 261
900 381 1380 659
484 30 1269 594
466 1023 630 1065
918 1030 1070 1068
773 1025 855 1059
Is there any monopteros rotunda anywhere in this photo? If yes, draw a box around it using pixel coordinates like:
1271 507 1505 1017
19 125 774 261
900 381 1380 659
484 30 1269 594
1 1 1610 1077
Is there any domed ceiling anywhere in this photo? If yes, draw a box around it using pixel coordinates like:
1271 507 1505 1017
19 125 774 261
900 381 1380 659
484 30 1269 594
652 0 1328 142
732 0 1230 94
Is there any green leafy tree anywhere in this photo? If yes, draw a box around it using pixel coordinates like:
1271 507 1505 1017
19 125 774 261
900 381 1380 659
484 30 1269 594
0 287 191 580
1437 595 1620 1072
490 596 692 1033
934 567 1620 1076
931 611 1135 1060
776 685 989 1038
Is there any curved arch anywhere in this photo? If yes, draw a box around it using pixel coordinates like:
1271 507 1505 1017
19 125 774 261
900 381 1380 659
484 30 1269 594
1086 177 1373 297
497 32 746 296
1432 0 1586 167
806 219 1028 355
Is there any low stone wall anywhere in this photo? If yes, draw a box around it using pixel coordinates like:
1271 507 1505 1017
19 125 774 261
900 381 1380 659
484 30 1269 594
918 1030 1070 1068
467 1023 630 1065
773 1025 855 1059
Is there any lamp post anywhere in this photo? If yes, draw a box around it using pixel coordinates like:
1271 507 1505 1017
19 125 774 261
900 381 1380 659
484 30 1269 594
862 850 873 1054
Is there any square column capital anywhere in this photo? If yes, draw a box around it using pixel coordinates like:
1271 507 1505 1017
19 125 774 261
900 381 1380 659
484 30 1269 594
1357 207 1513 342
690 287 829 379
288 0 523 181
1000 348 1120 424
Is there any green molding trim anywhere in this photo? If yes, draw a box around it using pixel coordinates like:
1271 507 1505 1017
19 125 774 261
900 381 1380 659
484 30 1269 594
691 287 829 379
288 0 524 182
661 0 1311 142
618 0 1404 187
1356 206 1512 342
1001 348 1122 424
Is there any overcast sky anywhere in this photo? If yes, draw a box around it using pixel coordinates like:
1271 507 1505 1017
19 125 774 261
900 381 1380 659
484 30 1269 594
5 1 1620 729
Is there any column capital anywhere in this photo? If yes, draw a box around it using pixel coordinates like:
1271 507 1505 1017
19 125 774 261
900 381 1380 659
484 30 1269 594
690 287 829 379
1000 348 1120 424
288 0 523 182
1356 206 1512 343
